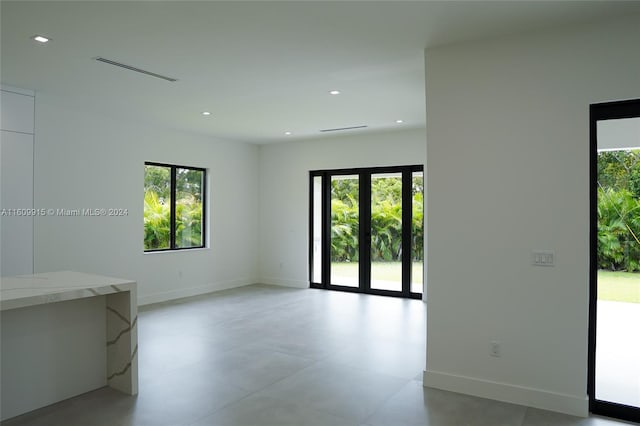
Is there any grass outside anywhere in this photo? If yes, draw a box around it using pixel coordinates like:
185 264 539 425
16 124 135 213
331 261 423 283
330 265 638 303
598 270 640 304
329 265 638 302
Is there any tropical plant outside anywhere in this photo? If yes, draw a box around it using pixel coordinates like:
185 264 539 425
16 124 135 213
330 175 423 262
598 151 640 272
597 150 640 303
144 190 171 250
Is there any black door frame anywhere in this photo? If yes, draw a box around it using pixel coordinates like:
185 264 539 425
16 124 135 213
309 165 423 299
589 98 640 423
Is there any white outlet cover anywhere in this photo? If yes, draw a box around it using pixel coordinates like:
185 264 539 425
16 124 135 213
490 341 501 357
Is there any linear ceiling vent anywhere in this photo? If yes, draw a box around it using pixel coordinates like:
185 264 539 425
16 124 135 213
94 57 178 82
320 125 368 133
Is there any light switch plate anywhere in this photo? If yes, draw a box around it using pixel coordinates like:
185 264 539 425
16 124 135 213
532 250 555 266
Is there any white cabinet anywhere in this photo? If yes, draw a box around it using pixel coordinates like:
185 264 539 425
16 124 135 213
1 87 35 276
1 88 34 134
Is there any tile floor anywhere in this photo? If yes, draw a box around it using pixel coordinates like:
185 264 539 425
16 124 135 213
2 285 636 426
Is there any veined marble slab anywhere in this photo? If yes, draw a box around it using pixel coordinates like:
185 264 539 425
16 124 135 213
0 271 135 311
0 271 138 399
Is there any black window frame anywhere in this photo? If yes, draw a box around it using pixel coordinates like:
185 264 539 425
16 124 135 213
144 161 207 252
309 164 424 299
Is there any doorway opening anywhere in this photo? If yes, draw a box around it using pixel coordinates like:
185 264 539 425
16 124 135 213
589 99 640 423
309 165 423 299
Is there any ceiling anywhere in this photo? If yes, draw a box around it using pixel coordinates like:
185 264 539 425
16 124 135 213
2 1 639 144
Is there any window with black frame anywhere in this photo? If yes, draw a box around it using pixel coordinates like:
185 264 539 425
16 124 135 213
143 162 206 252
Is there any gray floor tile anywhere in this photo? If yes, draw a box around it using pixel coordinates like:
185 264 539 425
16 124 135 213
2 285 636 426
190 394 358 426
366 381 527 426
1 388 130 426
523 407 638 425
251 361 410 422
121 363 252 426
192 342 316 392
324 338 426 379
137 332 220 384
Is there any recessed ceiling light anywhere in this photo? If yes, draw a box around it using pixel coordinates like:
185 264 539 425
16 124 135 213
32 35 51 43
329 90 341 95
201 111 211 116
395 119 404 124
284 131 292 136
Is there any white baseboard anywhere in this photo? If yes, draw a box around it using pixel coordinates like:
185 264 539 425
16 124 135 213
138 278 255 306
260 277 308 288
422 370 588 418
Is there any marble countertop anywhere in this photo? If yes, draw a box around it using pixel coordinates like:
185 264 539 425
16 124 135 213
0 271 136 311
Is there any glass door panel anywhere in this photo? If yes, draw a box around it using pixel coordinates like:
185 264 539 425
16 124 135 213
594 117 640 413
370 173 403 292
311 176 323 284
330 174 359 287
411 171 424 294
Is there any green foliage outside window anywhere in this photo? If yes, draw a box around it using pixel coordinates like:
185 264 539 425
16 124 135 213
144 190 171 250
597 150 640 271
330 176 424 262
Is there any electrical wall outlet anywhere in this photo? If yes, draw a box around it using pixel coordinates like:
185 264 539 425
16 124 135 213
490 341 501 357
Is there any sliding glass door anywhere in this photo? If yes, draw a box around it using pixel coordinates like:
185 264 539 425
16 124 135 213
370 172 403 292
330 174 360 288
310 165 423 299
411 171 424 294
590 99 640 423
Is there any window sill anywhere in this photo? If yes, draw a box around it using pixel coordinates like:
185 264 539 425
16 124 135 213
143 247 210 255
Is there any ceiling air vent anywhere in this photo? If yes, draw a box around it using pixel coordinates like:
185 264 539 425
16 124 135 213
320 125 368 133
94 57 178 82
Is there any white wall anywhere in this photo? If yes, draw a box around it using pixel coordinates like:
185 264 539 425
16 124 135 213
33 93 260 305
258 128 426 287
423 15 640 416
1 86 35 276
